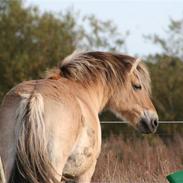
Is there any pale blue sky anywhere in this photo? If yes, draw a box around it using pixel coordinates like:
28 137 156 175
25 0 183 56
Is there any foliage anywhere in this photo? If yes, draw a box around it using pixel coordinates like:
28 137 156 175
145 16 183 122
77 14 128 51
147 18 183 59
0 0 75 99
147 55 183 121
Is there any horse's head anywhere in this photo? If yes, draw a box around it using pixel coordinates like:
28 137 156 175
109 58 159 134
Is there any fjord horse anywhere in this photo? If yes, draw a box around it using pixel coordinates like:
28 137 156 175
0 51 158 183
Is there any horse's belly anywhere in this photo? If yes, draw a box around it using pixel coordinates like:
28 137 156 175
63 127 96 177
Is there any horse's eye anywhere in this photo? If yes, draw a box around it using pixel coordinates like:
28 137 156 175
132 84 142 91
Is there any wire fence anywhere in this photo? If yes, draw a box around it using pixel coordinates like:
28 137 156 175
100 121 183 136
101 121 183 124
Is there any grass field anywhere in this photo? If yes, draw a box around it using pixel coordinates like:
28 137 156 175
92 134 183 183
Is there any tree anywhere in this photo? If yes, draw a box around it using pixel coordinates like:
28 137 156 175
0 0 126 101
147 55 183 121
77 15 128 51
147 18 183 60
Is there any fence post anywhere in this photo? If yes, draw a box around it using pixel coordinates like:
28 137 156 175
0 157 6 183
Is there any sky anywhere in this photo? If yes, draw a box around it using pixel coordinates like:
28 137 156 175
25 0 183 56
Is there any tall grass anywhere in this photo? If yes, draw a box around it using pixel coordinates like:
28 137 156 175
93 134 183 183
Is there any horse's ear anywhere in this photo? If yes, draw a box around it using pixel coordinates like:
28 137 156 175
129 58 141 74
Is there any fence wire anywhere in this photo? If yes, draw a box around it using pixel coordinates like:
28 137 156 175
101 121 183 124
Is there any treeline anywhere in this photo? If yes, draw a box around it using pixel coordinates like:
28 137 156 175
0 0 183 126
0 0 125 99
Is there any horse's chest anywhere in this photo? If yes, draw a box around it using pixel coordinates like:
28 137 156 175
63 127 96 177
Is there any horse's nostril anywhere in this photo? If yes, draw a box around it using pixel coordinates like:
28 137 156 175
154 120 158 126
152 119 158 128
140 118 150 132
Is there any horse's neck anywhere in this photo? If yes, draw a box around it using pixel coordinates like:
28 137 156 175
76 82 111 114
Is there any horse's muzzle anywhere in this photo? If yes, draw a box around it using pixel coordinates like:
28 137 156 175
137 112 159 134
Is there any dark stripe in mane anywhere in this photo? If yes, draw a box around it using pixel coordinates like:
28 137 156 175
60 51 136 86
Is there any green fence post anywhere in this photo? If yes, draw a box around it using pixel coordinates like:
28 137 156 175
167 170 183 183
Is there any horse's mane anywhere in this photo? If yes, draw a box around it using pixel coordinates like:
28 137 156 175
46 51 151 93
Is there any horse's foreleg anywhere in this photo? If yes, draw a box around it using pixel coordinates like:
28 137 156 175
49 153 71 182
46 135 82 182
76 160 97 183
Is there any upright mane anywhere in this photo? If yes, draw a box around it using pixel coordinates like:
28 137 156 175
46 51 151 93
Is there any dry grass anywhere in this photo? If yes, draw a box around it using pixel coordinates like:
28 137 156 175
92 134 183 183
